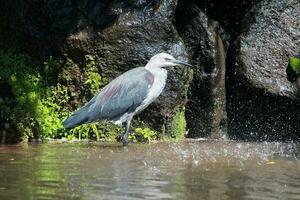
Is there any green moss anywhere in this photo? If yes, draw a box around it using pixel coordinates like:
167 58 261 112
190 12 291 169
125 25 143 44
70 122 123 142
289 56 300 75
43 56 60 84
129 127 157 143
84 55 106 94
169 109 186 139
0 51 41 138
37 84 69 139
0 51 122 141
0 52 73 139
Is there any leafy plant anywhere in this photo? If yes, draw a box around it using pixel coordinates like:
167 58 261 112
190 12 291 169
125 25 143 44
84 55 105 94
43 56 60 84
289 55 300 75
0 51 41 138
130 127 157 143
169 110 186 139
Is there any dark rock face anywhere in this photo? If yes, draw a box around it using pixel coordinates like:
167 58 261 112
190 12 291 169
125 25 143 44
192 0 261 38
0 0 167 56
227 0 300 140
176 2 228 138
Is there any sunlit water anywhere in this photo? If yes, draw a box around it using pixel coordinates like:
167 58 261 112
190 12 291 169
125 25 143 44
0 140 299 200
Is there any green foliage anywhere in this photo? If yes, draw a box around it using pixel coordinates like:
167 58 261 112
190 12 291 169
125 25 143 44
0 51 41 138
130 127 157 143
0 51 70 139
37 84 69 138
289 56 300 75
70 122 123 142
0 51 119 141
84 55 105 94
43 56 60 84
169 110 186 139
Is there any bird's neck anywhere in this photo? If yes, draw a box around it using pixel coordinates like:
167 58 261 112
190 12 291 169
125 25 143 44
145 59 166 70
145 66 167 80
143 67 168 107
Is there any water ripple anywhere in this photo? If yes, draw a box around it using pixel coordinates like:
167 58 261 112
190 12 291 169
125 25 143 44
0 141 299 200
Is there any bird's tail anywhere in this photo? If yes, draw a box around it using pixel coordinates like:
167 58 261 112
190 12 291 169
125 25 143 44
63 106 89 129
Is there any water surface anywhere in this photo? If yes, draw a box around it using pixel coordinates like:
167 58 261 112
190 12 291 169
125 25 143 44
0 140 299 200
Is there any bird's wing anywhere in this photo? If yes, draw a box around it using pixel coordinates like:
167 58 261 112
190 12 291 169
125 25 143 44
86 67 154 122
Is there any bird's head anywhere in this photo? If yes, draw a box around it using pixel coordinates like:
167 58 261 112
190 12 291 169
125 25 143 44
145 53 192 69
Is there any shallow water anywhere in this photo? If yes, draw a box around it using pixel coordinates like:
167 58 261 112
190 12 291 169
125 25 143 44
0 140 299 200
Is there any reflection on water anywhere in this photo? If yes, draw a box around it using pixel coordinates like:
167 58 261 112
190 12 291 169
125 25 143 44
0 140 299 200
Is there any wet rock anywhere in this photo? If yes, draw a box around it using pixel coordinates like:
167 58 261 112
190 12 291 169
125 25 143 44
176 2 228 138
227 0 300 140
190 0 261 38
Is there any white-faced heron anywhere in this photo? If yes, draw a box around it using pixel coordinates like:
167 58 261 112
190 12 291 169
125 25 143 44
63 53 192 145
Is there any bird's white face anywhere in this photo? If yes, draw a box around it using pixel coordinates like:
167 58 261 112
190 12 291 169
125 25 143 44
145 53 192 69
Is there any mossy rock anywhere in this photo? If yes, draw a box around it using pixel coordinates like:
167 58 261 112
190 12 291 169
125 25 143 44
289 55 300 75
168 109 187 139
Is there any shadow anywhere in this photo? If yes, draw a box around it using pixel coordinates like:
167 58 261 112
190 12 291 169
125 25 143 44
286 63 297 83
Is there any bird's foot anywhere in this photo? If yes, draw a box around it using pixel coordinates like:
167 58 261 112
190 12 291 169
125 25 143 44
116 133 129 146
121 130 132 146
115 134 123 142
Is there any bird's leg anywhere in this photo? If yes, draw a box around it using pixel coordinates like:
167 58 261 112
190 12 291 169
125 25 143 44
122 117 133 146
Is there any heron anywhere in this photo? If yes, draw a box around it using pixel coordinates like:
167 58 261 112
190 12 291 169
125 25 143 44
63 53 192 145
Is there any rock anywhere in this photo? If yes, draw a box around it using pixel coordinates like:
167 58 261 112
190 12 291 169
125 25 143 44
176 2 228 138
188 0 261 38
227 0 300 140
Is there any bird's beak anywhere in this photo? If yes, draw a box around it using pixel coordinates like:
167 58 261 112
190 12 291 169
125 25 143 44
172 59 193 67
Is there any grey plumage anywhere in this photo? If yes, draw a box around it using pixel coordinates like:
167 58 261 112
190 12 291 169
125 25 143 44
63 67 153 128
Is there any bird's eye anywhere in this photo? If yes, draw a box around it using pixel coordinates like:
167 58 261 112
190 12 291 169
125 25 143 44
165 58 172 61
